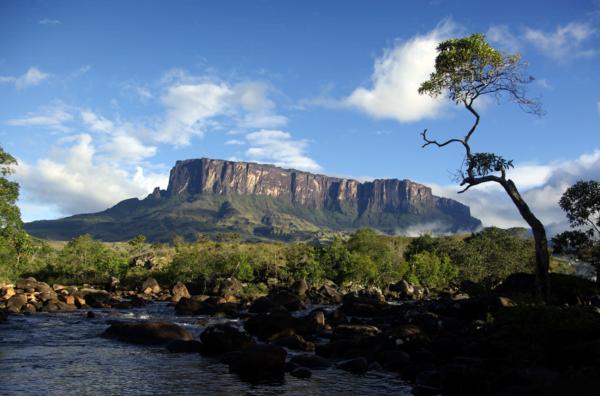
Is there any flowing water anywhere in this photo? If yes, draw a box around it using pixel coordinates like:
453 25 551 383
0 302 412 395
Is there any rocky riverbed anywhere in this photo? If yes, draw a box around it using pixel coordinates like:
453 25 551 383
1 275 600 395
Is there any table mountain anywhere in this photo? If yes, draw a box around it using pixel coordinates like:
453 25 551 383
25 158 482 242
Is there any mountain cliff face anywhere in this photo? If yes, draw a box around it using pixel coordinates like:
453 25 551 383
25 158 481 242
165 158 472 219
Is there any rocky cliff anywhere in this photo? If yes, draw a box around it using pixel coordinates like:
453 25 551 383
163 158 472 220
25 158 481 242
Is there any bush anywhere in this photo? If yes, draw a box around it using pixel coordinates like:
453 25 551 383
406 251 458 290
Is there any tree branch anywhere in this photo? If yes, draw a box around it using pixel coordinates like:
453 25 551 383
421 129 465 148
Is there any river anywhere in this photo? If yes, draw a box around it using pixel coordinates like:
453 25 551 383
0 302 412 395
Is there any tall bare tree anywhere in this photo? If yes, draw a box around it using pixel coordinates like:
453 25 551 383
418 34 550 301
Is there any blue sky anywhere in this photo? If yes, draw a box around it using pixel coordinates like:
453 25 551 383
1 0 599 234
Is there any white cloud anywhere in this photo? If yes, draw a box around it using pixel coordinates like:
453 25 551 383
0 67 50 89
156 78 287 146
429 149 600 235
16 134 167 216
344 19 457 122
524 22 597 60
39 19 61 25
6 102 73 131
225 139 245 145
102 134 157 162
245 129 321 172
487 24 521 52
81 110 114 133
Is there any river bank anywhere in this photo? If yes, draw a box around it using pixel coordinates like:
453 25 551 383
1 275 600 395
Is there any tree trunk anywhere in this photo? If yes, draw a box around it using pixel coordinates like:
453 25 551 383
501 179 550 302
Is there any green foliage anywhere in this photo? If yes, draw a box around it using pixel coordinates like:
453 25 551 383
555 181 600 283
467 153 514 178
559 180 600 236
284 243 322 284
407 251 458 289
418 33 535 111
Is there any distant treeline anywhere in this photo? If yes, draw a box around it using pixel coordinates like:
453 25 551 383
1 227 569 293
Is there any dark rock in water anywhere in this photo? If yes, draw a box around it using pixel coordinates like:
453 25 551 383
290 367 312 379
376 350 411 372
290 354 332 369
175 297 239 317
316 337 380 360
269 290 305 311
340 291 388 316
248 297 287 314
332 324 381 341
86 311 95 319
171 282 191 303
272 334 315 352
244 311 303 340
101 321 194 345
226 344 287 382
0 309 7 323
200 324 254 355
84 291 113 309
291 279 308 297
337 357 369 374
6 294 28 313
166 339 204 353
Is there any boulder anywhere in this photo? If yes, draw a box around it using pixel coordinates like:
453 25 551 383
6 294 28 313
291 279 309 297
272 334 315 352
390 280 415 299
0 309 7 323
101 321 194 345
142 278 161 295
248 296 287 314
333 324 381 340
226 344 287 382
290 354 332 369
316 284 343 304
269 290 305 311
1 286 16 299
106 276 120 291
290 367 312 379
244 311 302 340
15 277 38 291
171 282 191 303
219 278 243 297
200 324 254 355
174 297 239 317
337 357 369 374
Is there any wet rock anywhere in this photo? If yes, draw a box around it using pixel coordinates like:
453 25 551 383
290 354 332 369
340 291 388 316
0 309 7 323
38 290 58 303
6 294 28 313
291 279 308 297
316 337 379 360
41 300 76 312
226 344 287 382
22 303 37 314
86 311 95 319
244 311 302 340
337 357 369 374
200 324 254 355
248 296 287 314
166 339 204 353
290 367 312 379
174 297 239 317
269 290 305 311
102 321 194 345
333 324 381 340
142 278 161 295
84 291 113 309
171 282 191 303
272 334 315 352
